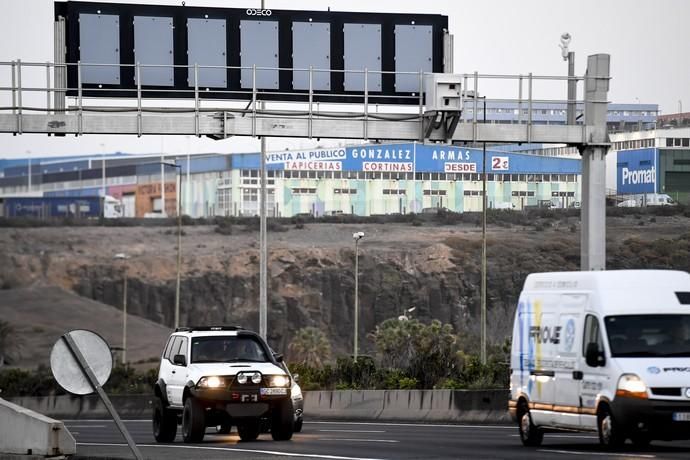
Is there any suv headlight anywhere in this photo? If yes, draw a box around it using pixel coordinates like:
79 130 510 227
616 374 648 399
267 375 290 388
197 376 226 389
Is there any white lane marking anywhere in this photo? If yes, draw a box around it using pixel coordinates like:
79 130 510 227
77 442 388 460
318 438 399 443
65 425 107 428
64 419 150 423
306 421 513 429
510 434 597 440
539 449 655 458
318 430 386 433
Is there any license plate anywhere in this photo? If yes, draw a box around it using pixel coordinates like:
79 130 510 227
260 387 288 396
672 412 690 422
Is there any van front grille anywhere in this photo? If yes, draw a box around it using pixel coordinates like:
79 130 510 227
651 387 682 397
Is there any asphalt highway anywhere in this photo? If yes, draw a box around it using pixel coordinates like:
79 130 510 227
68 419 690 460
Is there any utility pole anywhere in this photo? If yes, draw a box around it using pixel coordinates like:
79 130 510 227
259 0 268 340
175 166 182 329
481 97 487 365
353 232 364 362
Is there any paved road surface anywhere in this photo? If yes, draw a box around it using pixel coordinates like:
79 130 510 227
68 419 690 459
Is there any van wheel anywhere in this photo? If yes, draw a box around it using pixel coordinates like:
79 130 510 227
518 401 543 447
182 396 206 443
597 405 625 448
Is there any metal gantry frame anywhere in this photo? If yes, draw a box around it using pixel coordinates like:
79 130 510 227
0 49 610 361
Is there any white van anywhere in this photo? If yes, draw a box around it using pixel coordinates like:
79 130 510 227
509 270 690 448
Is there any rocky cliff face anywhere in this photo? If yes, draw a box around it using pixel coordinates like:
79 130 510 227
2 217 689 357
65 237 581 355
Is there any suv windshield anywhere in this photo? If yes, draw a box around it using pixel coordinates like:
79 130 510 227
191 336 268 363
605 315 690 357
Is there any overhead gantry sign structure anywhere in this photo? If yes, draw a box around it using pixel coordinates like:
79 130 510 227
0 1 609 271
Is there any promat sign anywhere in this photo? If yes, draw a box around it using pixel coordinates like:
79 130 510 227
616 148 659 194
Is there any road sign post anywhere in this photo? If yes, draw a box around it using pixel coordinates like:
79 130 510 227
51 330 143 460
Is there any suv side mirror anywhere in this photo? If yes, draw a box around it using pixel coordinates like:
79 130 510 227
173 354 187 366
293 373 300 384
585 343 605 367
273 353 284 363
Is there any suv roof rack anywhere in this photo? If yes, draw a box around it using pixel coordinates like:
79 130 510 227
175 326 245 332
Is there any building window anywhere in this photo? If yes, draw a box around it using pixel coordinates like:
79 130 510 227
292 188 316 194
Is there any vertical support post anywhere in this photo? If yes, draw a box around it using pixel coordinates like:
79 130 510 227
46 62 51 113
527 73 533 143
17 59 23 134
194 64 200 137
122 269 128 365
77 61 82 135
187 151 191 216
418 70 424 141
308 65 313 139
54 16 67 113
354 238 359 363
259 0 268 342
472 72 478 143
11 61 16 116
161 153 165 217
580 54 610 271
518 75 523 124
175 168 182 329
102 153 106 198
567 52 576 125
443 30 454 73
363 68 368 140
251 64 257 137
136 63 142 137
481 97 487 365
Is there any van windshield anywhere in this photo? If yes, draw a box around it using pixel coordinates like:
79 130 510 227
605 315 690 357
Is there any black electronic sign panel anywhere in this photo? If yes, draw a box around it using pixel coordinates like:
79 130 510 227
55 1 448 104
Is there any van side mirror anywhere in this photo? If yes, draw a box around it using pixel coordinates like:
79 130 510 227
585 343 605 367
173 354 187 366
293 373 300 384
273 353 284 363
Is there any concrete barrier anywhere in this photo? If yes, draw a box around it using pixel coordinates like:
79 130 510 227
9 394 153 420
0 397 76 457
305 389 510 424
10 390 510 424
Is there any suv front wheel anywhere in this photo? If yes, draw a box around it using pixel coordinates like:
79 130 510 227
182 396 206 443
271 399 294 441
152 397 177 443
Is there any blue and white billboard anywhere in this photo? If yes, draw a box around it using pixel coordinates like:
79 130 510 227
616 148 659 194
260 142 581 174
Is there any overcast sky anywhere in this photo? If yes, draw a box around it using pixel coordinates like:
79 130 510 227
1 0 689 159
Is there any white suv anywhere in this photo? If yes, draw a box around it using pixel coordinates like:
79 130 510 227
152 326 294 443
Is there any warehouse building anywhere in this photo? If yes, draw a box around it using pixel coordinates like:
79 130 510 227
607 117 690 204
0 142 581 218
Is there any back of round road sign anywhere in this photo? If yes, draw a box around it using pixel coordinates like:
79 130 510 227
50 329 113 395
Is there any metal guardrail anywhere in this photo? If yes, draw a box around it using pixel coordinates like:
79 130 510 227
0 59 590 142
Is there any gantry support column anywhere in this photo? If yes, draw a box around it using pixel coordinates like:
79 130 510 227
580 54 610 271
